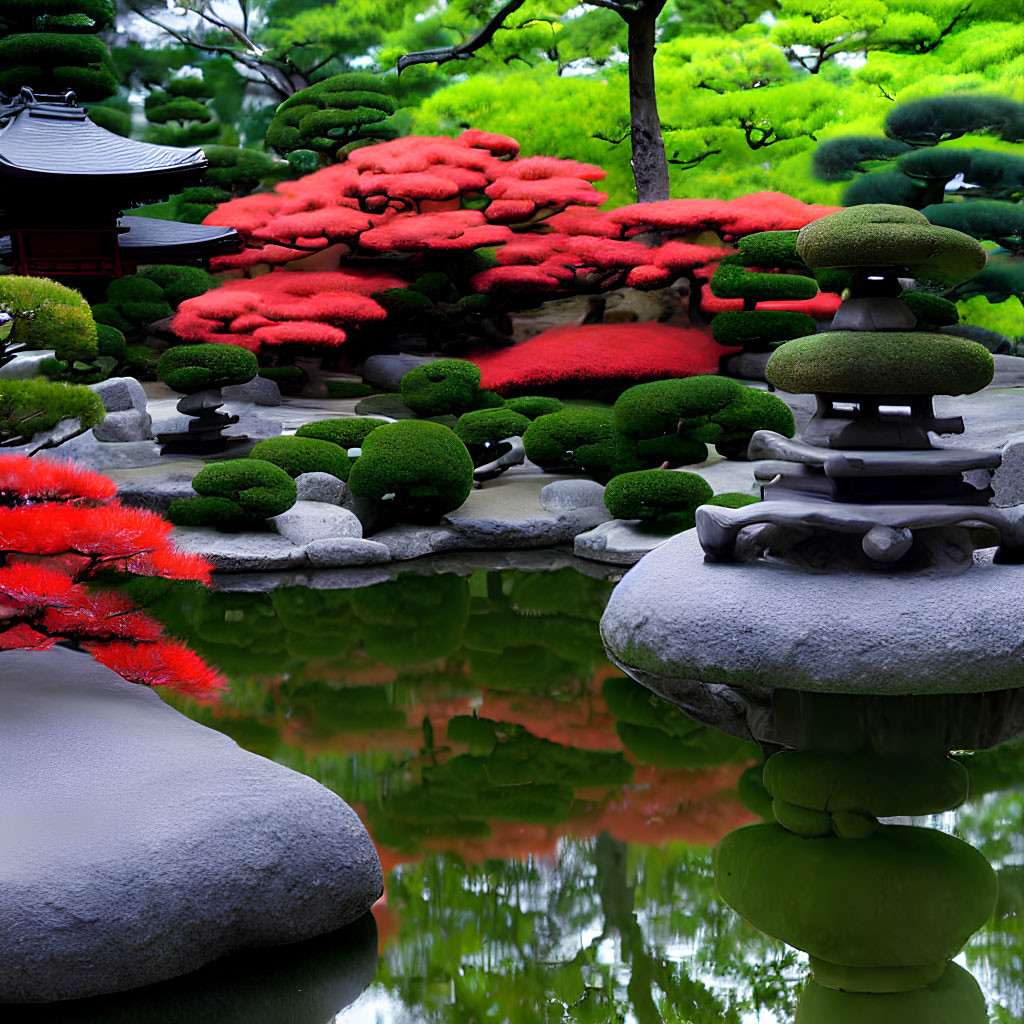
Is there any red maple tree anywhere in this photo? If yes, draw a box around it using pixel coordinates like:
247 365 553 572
0 456 225 696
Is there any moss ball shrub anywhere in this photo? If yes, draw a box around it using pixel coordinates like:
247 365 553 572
250 435 350 480
325 380 375 399
0 276 97 362
295 417 383 449
707 492 760 509
902 291 959 328
796 204 987 285
168 458 297 527
137 265 214 308
40 322 128 384
711 254 819 302
504 395 566 419
604 470 714 530
103 276 173 325
766 331 994 395
523 407 641 482
454 407 532 445
0 378 105 444
712 310 817 350
157 343 258 394
347 420 474 523
400 360 482 416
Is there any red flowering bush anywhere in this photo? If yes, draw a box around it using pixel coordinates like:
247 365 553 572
0 455 224 697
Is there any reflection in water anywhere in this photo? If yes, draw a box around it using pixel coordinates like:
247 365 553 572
78 569 1024 1020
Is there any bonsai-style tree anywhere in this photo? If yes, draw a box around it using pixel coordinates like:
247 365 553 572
144 74 219 147
168 459 297 529
156 343 258 454
0 276 98 370
0 454 223 696
0 379 105 453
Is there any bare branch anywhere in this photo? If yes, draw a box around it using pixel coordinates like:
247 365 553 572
668 148 722 170
397 0 529 72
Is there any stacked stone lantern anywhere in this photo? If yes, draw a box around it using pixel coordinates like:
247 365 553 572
697 204 1024 569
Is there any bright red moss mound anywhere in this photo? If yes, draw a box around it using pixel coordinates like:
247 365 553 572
471 323 735 395
0 455 224 697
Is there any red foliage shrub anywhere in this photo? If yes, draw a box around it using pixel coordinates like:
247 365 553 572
0 455 224 697
471 322 735 395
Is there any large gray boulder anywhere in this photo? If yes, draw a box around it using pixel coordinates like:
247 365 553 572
90 377 154 442
360 353 437 392
0 647 383 1002
601 528 1024 698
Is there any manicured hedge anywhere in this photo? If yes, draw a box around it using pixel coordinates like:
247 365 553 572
157 343 258 393
0 379 105 443
400 359 483 416
250 435 351 480
454 407 531 445
168 458 297 526
295 417 384 449
604 470 713 529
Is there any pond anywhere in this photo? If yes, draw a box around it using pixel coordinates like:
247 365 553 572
14 566 1024 1023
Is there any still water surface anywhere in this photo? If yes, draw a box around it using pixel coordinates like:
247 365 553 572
18 567 1024 1022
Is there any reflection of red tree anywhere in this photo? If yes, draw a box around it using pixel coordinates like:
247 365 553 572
0 456 224 696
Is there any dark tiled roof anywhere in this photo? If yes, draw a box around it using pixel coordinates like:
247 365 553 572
117 215 239 260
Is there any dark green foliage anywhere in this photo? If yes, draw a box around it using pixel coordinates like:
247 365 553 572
400 359 482 416
604 469 713 530
0 29 116 99
504 395 566 419
347 420 474 522
295 417 383 449
256 365 307 394
812 136 914 181
843 170 927 208
86 101 130 136
0 276 97 362
923 201 1024 255
710 254 819 301
454 407 531 445
766 330 994 395
137 265 214 308
354 392 419 419
157 343 258 394
707 491 760 509
902 291 959 328
40 322 126 384
0 378 104 443
266 73 398 159
523 407 641 481
94 274 176 338
202 145 284 195
952 257 1024 304
884 95 1024 147
250 435 350 480
737 230 803 266
325 380 374 399
168 458 297 526
712 310 816 349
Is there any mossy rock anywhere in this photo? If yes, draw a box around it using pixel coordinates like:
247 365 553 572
796 204 987 286
347 419 474 523
901 291 958 329
454 407 531 445
168 458 297 526
713 823 997 971
250 435 351 480
765 331 993 395
400 359 482 416
354 392 419 419
795 961 987 1023
707 492 760 509
157 343 257 394
0 378 105 443
763 751 969 819
604 470 713 528
295 417 384 450
504 395 565 419
711 310 817 351
523 406 642 482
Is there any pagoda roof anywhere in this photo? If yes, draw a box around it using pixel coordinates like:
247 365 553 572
0 89 206 191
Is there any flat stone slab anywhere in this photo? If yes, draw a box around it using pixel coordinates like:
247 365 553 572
272 501 362 545
600 528 1024 697
574 518 674 565
0 648 383 1002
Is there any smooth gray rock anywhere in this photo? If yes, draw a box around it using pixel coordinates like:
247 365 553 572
361 353 437 392
443 506 611 548
304 537 391 567
992 431 1024 507
296 471 349 505
115 469 200 514
222 376 282 406
90 377 154 444
991 354 1024 388
50 433 164 469
372 523 461 560
90 376 148 415
540 478 607 513
0 647 382 1002
601 527 1024 697
0 350 54 380
272 501 363 545
172 528 310 572
574 518 675 565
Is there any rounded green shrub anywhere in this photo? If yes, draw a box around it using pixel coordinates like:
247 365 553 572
523 407 640 481
347 420 474 523
902 291 959 328
505 395 566 419
0 276 97 362
137 265 214 308
454 407 531 445
168 458 297 526
604 470 714 530
95 323 127 361
0 378 104 443
765 331 994 395
295 417 384 450
157 343 258 393
796 205 987 285
714 823 997 973
250 435 350 480
105 275 174 324
711 254 819 301
400 359 482 416
712 310 816 350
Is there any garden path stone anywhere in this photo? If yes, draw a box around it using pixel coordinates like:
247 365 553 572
272 501 363 545
304 537 391 567
0 647 382 1002
296 471 349 504
574 519 674 565
172 528 310 572
539 479 606 512
601 527 1024 698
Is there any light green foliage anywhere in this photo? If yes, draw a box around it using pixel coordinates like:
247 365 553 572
400 359 482 416
295 416 384 448
157 343 258 394
347 419 474 522
169 458 298 526
454 407 531 445
0 276 97 363
0 378 104 443
137 266 215 309
523 406 642 481
604 469 713 530
250 435 351 479
40 323 127 384
504 395 566 419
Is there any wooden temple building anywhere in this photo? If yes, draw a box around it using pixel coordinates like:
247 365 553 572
0 88 238 288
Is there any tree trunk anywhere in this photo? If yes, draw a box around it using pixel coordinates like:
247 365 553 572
626 2 670 203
